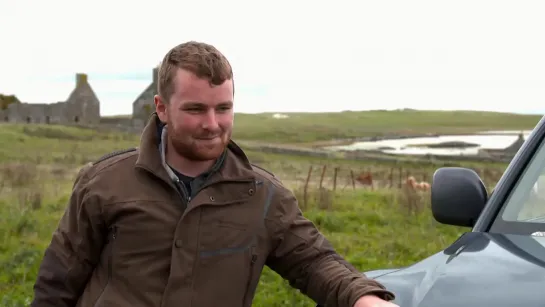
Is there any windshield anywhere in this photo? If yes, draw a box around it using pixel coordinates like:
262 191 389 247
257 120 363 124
493 135 545 233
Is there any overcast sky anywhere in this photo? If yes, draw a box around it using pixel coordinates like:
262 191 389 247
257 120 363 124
1 0 544 116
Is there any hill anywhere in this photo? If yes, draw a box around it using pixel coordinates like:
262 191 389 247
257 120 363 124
232 110 542 144
91 109 542 144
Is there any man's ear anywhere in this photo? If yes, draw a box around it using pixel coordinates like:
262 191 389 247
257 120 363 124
154 95 167 123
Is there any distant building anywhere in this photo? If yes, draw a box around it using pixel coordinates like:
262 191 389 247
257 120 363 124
132 67 158 128
0 73 101 125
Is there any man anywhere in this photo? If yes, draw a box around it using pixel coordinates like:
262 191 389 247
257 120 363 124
31 41 397 307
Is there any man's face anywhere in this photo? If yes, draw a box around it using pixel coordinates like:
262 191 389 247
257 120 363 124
155 68 234 162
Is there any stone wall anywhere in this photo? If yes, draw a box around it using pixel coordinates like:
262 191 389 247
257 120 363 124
132 67 158 128
1 102 66 124
65 73 101 125
0 73 101 125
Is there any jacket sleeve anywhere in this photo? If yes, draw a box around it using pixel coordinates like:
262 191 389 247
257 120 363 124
31 164 105 307
264 186 395 307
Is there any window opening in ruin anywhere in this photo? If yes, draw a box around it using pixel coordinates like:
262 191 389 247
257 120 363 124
74 116 79 123
45 116 50 124
26 116 31 123
3 116 7 122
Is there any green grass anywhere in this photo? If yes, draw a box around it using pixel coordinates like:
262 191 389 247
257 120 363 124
0 124 138 164
239 188 467 306
0 115 511 306
232 109 542 144
0 121 509 171
0 174 466 306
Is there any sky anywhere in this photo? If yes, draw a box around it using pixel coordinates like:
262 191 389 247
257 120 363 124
1 0 544 116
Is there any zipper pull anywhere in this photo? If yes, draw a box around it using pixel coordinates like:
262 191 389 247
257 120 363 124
250 246 257 263
109 226 117 240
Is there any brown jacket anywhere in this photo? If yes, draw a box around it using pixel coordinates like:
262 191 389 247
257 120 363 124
31 114 395 307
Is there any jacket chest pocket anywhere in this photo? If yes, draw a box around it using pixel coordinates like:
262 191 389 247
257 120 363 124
193 244 260 307
196 211 260 306
199 217 255 258
198 202 260 258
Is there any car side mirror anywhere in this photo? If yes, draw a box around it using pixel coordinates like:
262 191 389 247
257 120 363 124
431 167 488 227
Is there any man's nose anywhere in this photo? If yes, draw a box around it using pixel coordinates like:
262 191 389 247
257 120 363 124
201 110 219 130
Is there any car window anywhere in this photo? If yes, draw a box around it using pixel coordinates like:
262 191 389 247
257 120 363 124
494 137 545 230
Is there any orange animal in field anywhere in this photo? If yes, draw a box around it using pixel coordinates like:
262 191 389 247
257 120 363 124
405 176 431 191
355 172 373 186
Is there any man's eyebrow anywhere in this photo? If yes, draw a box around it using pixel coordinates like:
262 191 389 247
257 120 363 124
218 101 233 107
181 101 233 108
181 102 206 108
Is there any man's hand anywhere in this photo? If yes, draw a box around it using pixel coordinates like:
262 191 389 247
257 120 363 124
354 295 399 307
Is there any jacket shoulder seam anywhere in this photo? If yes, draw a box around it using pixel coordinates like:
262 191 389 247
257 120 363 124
93 147 137 165
251 163 288 190
250 163 275 177
87 148 138 179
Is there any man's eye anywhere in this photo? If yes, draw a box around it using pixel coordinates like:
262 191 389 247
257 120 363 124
217 106 231 112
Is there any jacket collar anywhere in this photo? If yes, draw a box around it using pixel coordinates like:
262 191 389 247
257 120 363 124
135 113 255 184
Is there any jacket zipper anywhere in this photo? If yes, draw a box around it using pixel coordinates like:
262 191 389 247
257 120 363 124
108 226 116 277
175 178 191 203
242 246 258 307
135 165 190 205
93 226 117 307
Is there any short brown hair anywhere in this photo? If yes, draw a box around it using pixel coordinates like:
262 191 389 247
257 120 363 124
157 41 233 103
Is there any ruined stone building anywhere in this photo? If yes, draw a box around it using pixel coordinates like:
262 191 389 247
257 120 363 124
132 67 158 128
0 73 101 125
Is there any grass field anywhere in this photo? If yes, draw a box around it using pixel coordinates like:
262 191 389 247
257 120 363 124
0 110 521 306
231 109 542 144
